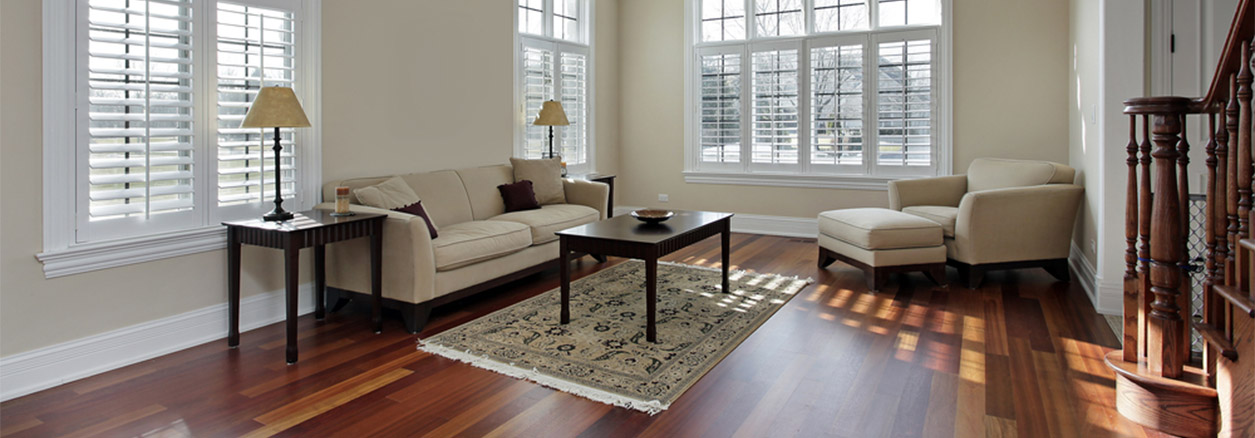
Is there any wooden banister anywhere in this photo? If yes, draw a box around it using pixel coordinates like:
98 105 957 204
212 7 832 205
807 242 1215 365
1113 1 1255 435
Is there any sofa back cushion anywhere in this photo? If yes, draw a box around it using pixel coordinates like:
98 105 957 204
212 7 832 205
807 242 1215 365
966 158 1075 193
456 165 514 220
325 170 473 228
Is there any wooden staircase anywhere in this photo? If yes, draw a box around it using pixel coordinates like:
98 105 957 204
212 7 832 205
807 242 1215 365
1106 1 1255 436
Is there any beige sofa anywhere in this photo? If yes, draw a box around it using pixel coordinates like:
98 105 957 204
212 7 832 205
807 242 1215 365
316 164 609 332
888 158 1084 288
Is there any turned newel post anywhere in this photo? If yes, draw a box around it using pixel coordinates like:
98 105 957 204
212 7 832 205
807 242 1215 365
1126 97 1192 378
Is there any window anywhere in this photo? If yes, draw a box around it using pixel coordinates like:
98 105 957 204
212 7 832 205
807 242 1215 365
39 0 319 277
686 0 950 188
515 0 594 175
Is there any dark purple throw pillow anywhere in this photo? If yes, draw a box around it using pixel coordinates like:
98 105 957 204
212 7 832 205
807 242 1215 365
393 200 438 239
498 180 541 213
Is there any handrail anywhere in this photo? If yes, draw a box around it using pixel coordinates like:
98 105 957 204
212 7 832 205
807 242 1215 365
1200 0 1254 109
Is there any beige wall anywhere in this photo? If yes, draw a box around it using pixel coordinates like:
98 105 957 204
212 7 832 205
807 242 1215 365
322 0 619 183
616 0 1071 218
0 0 619 357
1070 0 1102 268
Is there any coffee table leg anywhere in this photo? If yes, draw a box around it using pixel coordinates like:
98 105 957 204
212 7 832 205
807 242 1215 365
646 257 657 343
560 238 571 324
314 244 325 320
722 219 731 294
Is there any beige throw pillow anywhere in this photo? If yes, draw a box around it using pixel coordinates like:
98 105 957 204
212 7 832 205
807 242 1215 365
353 176 421 210
510 157 566 205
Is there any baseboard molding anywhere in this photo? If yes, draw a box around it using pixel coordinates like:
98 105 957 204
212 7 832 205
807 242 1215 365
0 284 314 402
1069 244 1121 315
615 206 818 238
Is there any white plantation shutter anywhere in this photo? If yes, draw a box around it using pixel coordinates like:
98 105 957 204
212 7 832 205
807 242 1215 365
810 43 864 168
558 51 587 166
698 51 742 166
751 48 799 167
875 36 934 170
82 0 197 238
521 44 554 160
215 3 298 207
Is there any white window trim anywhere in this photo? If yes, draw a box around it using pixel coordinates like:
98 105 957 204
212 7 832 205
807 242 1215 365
682 0 952 191
512 0 596 176
37 0 323 278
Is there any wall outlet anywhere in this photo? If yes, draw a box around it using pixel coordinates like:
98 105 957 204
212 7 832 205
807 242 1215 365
1090 239 1097 255
658 194 669 202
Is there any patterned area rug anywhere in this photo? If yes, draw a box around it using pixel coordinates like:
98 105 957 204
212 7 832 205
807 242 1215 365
418 260 812 414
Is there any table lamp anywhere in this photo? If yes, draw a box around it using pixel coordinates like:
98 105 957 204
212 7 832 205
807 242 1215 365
533 100 569 159
241 87 311 221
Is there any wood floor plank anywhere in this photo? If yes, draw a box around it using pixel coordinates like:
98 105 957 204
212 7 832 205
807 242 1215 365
0 235 1160 437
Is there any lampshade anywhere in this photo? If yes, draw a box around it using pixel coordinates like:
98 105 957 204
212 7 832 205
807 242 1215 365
240 87 311 128
533 100 569 126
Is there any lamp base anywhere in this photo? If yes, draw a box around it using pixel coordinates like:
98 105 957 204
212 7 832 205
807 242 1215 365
263 209 295 222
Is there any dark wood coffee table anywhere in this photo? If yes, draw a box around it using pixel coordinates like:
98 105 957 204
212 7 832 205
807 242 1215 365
556 210 734 343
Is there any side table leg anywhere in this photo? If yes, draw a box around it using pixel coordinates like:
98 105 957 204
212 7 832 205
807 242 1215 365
314 244 326 320
370 220 383 334
284 242 300 365
646 256 658 343
722 219 731 294
227 228 241 348
560 238 571 324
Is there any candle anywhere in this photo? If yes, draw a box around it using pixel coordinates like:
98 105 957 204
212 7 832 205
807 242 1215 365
334 186 353 216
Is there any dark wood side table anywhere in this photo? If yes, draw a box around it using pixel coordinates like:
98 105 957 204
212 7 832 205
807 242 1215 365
555 210 733 343
578 173 616 217
224 210 386 364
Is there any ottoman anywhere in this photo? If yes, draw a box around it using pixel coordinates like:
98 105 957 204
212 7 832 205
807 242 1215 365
817 208 947 291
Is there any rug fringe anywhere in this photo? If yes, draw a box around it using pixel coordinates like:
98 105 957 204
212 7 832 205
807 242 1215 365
417 341 670 415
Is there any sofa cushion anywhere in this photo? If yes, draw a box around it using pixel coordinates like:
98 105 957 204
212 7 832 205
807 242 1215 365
352 176 420 210
491 204 600 245
457 165 514 220
432 221 532 271
498 180 540 213
818 208 943 250
902 205 958 237
966 158 1075 193
511 157 566 205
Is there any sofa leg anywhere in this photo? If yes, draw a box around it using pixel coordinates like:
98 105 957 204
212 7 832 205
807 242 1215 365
327 288 351 313
819 247 837 269
955 263 984 289
402 302 433 334
1044 259 1071 282
590 254 607 264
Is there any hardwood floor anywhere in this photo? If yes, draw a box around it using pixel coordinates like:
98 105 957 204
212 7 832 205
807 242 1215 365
1 234 1162 437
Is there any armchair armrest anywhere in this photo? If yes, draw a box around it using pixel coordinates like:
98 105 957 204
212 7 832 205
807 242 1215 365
888 175 967 210
951 184 1084 264
562 179 610 219
313 202 436 303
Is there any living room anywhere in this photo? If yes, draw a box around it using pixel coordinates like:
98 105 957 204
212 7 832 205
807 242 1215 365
2 0 1253 436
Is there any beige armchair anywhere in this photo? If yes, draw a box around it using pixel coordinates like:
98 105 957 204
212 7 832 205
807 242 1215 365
888 158 1084 288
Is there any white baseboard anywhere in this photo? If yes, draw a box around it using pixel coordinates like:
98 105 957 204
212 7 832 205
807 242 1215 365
0 284 314 402
615 206 818 238
1069 244 1122 315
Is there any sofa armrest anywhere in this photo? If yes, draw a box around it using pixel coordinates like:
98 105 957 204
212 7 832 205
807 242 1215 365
888 175 968 210
562 179 610 219
951 184 1084 264
313 202 436 304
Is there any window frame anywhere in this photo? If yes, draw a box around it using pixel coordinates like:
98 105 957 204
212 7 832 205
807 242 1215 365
38 0 323 278
512 0 596 176
683 0 952 190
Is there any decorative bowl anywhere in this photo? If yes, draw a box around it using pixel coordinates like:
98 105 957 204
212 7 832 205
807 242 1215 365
631 209 675 224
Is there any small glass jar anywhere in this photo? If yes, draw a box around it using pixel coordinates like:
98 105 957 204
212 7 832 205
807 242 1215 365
332 186 354 217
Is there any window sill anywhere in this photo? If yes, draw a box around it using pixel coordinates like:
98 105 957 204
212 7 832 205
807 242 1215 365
36 226 228 279
682 171 906 190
